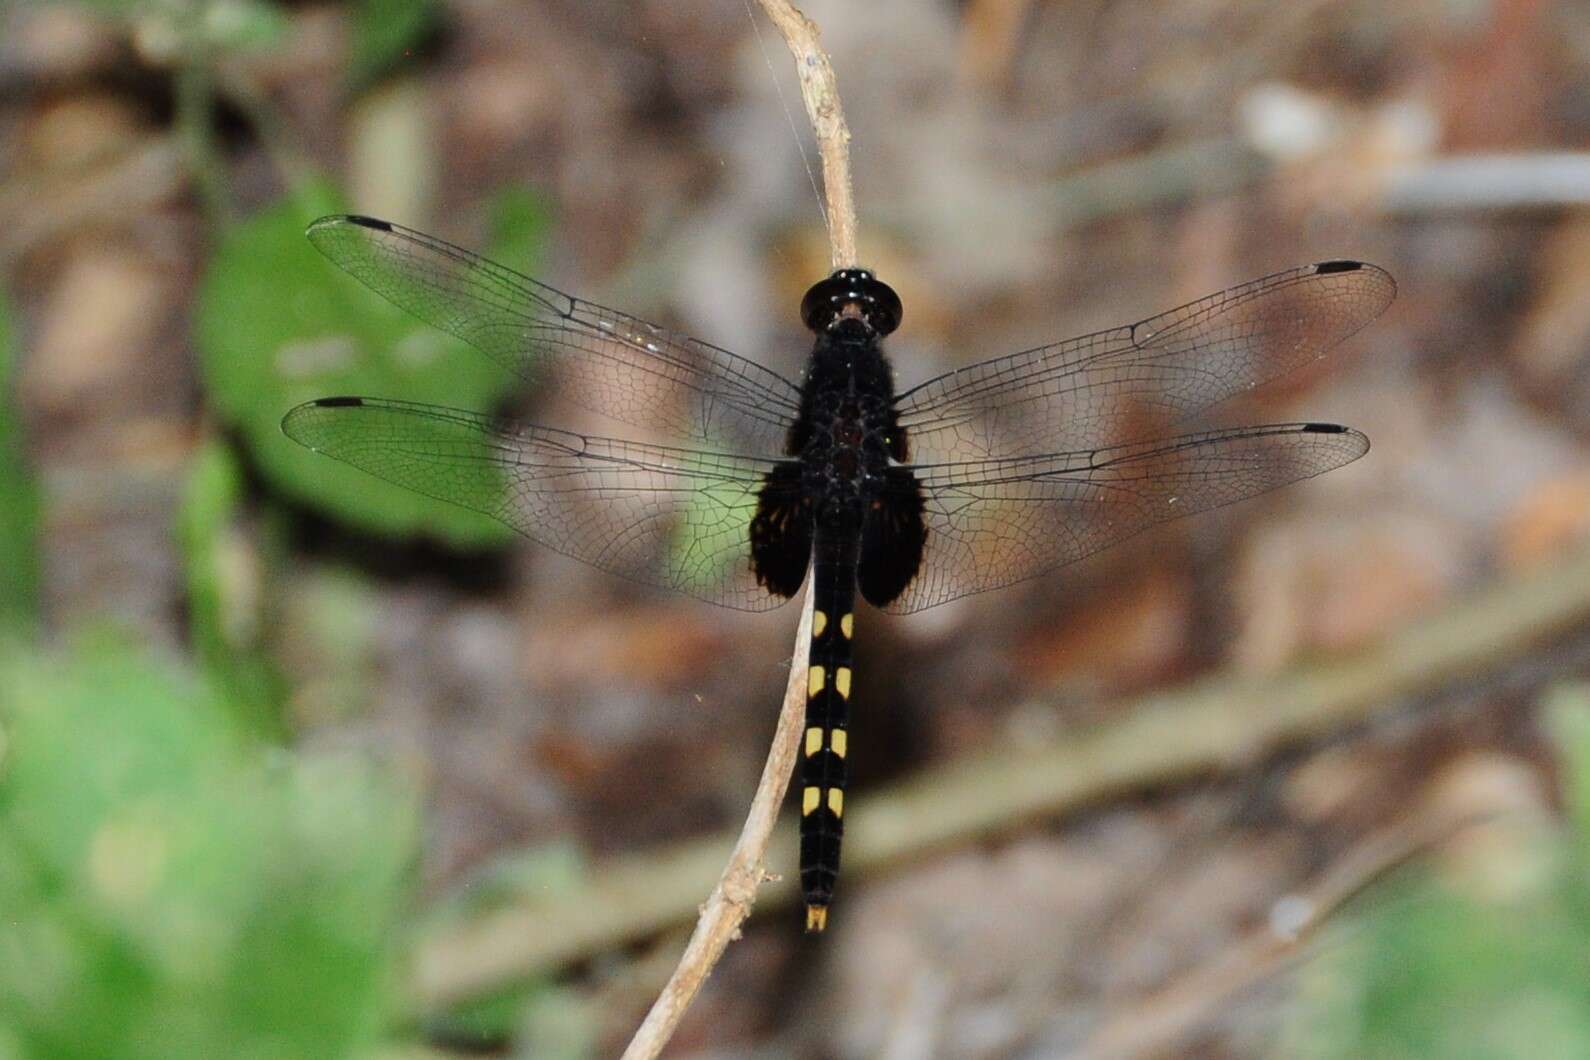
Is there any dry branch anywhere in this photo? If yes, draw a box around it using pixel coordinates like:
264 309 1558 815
412 540 1590 1011
618 587 814 1060
756 0 858 269
613 3 861 1055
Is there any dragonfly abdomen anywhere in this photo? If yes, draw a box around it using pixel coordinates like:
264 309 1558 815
799 518 858 932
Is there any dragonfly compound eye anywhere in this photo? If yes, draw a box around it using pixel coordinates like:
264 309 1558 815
801 269 903 336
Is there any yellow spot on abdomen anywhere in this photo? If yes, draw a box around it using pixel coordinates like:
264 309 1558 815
831 729 847 758
802 786 820 815
806 905 828 932
808 666 826 698
813 611 827 637
805 727 823 757
828 789 844 816
835 667 852 700
841 613 854 639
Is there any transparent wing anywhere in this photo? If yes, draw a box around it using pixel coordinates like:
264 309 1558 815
896 261 1395 463
281 397 791 611
883 422 1369 613
307 215 802 456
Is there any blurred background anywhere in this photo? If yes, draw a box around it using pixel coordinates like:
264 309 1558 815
4 0 1590 1056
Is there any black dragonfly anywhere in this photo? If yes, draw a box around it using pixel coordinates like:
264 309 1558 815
281 215 1395 931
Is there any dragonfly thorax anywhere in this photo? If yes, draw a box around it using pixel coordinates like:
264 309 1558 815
793 329 904 511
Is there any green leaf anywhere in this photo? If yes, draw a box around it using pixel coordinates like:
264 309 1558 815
178 439 286 740
515 986 598 1059
428 841 586 925
49 0 155 17
0 289 39 638
201 0 289 53
276 566 382 727
1283 688 1590 1059
51 0 287 53
0 634 417 1060
1286 875 1590 1059
484 185 550 278
349 0 437 87
1546 684 1590 839
425 980 595 1059
196 180 549 546
419 843 586 1049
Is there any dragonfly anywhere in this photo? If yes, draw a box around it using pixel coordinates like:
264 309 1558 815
281 215 1395 931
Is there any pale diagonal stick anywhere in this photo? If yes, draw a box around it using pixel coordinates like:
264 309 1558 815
619 586 814 1060
757 0 859 270
620 4 859 1056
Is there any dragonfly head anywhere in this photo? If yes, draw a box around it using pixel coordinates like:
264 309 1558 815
801 269 902 337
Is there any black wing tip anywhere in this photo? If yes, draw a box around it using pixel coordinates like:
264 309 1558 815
1301 421 1372 456
280 396 369 441
305 214 393 237
1312 258 1397 305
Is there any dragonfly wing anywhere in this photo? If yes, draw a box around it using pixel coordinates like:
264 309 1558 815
896 261 1394 463
879 422 1369 613
282 397 794 611
307 215 802 456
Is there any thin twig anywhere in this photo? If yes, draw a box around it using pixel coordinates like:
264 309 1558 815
616 4 859 1055
756 0 859 269
619 586 814 1060
411 540 1590 1008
